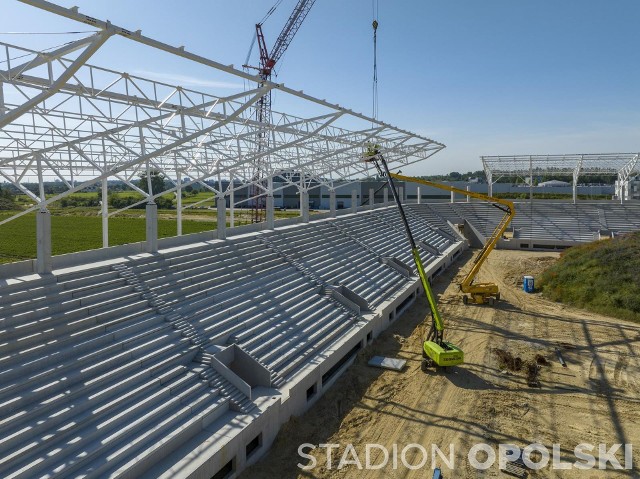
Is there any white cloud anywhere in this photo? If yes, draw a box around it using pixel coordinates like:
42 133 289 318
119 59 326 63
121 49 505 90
133 70 244 90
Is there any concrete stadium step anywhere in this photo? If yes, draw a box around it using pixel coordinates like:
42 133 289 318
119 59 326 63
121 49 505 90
268 313 355 379
260 311 352 369
233 295 330 349
1 280 141 330
246 300 338 358
145 253 283 295
136 252 242 280
88 393 229 479
0 353 194 451
0 273 129 321
0 275 59 303
206 368 254 413
4 370 215 479
0 308 165 385
155 257 290 304
168 262 292 315
6 336 194 411
59 268 123 291
0 318 175 396
0 295 153 354
208 279 316 344
174 264 296 322
0 332 191 418
0 363 195 472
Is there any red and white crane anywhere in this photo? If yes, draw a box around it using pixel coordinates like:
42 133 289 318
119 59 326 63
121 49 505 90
244 0 316 222
252 0 316 127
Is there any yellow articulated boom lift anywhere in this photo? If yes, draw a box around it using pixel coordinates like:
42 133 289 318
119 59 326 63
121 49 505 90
390 173 515 306
364 147 463 369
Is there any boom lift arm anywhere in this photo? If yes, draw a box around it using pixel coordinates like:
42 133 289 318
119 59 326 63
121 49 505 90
364 147 463 369
390 174 515 305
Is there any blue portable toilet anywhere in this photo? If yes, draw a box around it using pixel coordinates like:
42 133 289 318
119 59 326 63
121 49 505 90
523 275 534 293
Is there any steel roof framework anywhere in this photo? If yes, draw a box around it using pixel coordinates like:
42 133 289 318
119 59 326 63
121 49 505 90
0 0 445 236
482 154 640 203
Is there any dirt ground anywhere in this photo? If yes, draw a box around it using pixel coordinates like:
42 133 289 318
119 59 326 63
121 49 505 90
241 249 640 479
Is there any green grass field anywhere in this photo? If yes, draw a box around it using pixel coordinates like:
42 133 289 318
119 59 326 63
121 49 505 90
539 231 640 322
0 211 217 264
0 202 305 264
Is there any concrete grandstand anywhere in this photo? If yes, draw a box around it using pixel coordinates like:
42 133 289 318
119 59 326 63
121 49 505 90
0 204 465 478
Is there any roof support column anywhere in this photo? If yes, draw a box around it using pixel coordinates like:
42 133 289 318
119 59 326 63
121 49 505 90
369 187 375 209
101 140 109 247
35 155 52 274
145 203 158 253
383 187 388 206
101 176 109 247
300 189 309 223
417 186 421 204
351 189 358 213
466 185 470 203
529 155 533 204
217 196 227 239
230 173 235 229
486 169 493 197
329 188 336 217
36 210 52 274
176 170 182 236
572 156 583 204
266 177 275 229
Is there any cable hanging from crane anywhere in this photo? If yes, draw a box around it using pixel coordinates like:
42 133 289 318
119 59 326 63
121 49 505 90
372 0 379 123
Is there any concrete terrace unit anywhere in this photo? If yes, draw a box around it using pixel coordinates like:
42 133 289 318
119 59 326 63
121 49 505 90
409 201 640 250
0 206 466 479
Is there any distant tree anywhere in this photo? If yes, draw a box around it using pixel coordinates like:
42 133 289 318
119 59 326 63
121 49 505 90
138 169 167 195
0 185 18 210
449 171 462 180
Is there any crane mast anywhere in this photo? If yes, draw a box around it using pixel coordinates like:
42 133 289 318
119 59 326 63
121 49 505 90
250 0 316 222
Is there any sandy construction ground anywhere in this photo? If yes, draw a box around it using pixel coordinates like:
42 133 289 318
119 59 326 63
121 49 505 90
241 249 640 479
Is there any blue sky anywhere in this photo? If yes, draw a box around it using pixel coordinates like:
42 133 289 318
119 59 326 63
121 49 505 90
4 0 640 175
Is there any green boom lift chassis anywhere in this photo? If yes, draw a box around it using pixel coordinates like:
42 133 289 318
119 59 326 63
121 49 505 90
365 149 463 369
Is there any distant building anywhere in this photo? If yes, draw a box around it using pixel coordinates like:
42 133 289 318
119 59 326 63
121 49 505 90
538 179 571 187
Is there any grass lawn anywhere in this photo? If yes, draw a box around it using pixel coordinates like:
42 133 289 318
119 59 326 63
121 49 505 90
0 211 215 264
539 231 640 322
0 205 310 264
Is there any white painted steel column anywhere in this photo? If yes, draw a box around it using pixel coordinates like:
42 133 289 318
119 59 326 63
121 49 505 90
145 202 158 253
329 189 336 217
529 155 533 203
450 190 455 203
266 195 275 229
301 189 310 222
35 155 52 273
417 186 421 204
466 185 470 203
101 176 108 247
217 196 227 239
176 170 182 236
36 210 52 274
230 173 235 228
